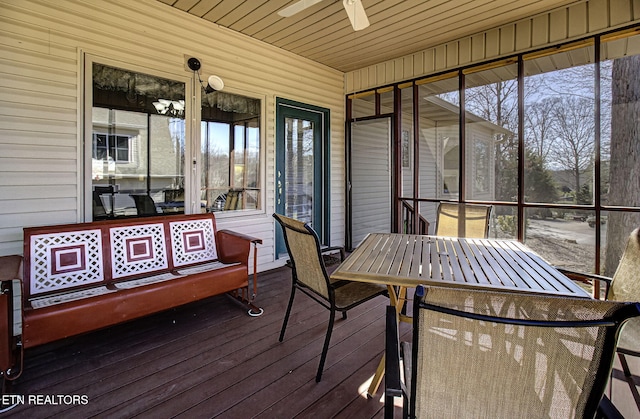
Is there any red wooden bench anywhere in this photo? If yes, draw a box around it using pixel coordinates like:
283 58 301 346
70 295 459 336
0 213 261 386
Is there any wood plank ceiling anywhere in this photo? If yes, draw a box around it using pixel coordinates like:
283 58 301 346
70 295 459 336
155 0 582 72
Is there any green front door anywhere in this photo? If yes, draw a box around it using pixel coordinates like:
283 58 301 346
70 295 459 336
275 98 330 258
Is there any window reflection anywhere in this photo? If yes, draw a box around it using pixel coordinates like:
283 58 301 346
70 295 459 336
91 63 185 219
201 92 260 212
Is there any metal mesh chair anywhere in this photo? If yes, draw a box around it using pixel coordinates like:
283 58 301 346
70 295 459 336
385 285 640 418
223 190 242 211
435 202 492 238
273 213 387 382
130 194 158 216
560 227 640 388
93 185 115 219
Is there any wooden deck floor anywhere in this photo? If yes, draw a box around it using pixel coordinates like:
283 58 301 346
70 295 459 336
6 265 405 418
5 265 640 418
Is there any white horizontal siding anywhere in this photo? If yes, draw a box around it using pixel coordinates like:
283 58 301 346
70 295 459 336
0 0 344 273
346 0 640 92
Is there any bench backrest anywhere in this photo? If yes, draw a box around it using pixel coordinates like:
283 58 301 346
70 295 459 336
23 214 221 300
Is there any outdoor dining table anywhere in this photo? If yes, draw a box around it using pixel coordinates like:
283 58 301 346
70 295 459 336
329 232 590 396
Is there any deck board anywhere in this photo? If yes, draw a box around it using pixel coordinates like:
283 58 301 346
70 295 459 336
6 265 639 418
7 266 397 418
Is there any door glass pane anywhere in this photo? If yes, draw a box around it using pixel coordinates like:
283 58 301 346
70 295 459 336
284 117 314 224
91 63 185 219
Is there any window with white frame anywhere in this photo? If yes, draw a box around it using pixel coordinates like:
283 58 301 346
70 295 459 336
200 91 261 212
89 61 186 220
92 132 133 163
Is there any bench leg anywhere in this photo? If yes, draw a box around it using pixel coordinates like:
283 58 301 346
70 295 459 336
226 290 264 316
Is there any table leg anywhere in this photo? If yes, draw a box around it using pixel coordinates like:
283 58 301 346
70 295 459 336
368 353 386 398
397 286 413 324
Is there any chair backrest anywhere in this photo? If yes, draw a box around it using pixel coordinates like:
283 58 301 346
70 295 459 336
93 185 115 218
164 188 184 203
224 190 242 211
92 191 108 218
409 285 640 418
609 227 640 302
435 202 491 238
273 213 330 300
131 194 157 216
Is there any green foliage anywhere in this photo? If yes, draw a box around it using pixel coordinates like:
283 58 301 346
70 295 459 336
524 150 560 203
495 148 560 204
575 184 592 205
497 215 517 236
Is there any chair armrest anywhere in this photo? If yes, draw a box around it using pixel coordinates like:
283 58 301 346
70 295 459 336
385 305 402 398
557 268 612 285
320 245 346 261
557 268 612 297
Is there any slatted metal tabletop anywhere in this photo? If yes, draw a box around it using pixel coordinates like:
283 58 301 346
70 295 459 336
331 233 589 298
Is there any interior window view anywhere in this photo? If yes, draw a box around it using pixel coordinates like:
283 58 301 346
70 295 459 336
91 63 186 219
283 118 314 224
201 92 261 213
91 63 261 219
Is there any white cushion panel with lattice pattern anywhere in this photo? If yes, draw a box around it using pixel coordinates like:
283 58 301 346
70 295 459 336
29 230 104 296
110 223 169 279
169 218 218 267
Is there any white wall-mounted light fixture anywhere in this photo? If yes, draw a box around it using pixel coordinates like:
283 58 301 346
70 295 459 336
187 57 224 93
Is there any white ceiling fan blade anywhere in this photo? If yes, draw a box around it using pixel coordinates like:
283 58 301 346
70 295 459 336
343 0 369 31
278 0 324 17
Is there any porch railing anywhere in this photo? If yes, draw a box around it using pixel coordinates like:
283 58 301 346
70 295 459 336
401 200 429 235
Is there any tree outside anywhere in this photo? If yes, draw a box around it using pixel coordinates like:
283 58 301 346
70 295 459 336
604 54 640 275
458 45 639 275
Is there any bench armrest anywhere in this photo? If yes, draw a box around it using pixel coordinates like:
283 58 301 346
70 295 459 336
216 229 262 264
0 255 23 282
0 256 24 381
